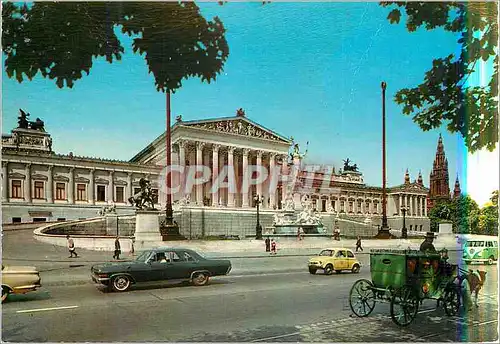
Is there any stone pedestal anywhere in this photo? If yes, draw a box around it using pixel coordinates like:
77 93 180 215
105 214 119 236
134 210 162 242
438 223 453 235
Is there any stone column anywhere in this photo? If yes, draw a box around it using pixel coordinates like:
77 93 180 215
108 171 114 203
196 142 205 206
68 167 74 204
256 150 263 202
269 153 276 209
397 194 400 215
424 197 428 217
2 162 8 202
241 148 250 207
177 140 187 198
24 163 32 203
212 144 220 207
47 166 53 203
227 147 235 207
126 172 132 203
89 169 95 205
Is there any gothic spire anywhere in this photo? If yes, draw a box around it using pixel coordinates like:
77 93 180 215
417 170 423 186
404 169 410 184
453 175 462 198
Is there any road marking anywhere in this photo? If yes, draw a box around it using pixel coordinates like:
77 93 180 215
477 319 498 326
16 305 78 313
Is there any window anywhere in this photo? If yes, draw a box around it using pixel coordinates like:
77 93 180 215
365 201 370 213
76 184 87 201
332 201 336 211
33 218 47 222
319 250 333 257
34 181 44 199
11 180 22 198
349 201 353 213
420 225 423 231
183 251 196 262
347 251 355 258
97 185 106 202
487 241 493 247
321 199 326 212
340 201 345 213
357 200 362 213
12 217 21 223
55 183 66 200
336 250 346 258
116 186 124 203
409 225 413 231
57 218 66 221
171 252 181 262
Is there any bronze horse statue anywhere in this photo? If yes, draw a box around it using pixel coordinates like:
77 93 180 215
128 178 156 210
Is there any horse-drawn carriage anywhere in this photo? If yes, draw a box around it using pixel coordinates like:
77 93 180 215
348 249 461 326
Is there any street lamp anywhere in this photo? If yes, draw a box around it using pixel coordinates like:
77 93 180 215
401 206 408 239
254 195 264 240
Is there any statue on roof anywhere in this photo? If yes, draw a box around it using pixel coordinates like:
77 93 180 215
343 158 359 172
176 115 183 123
236 108 246 117
17 109 29 129
17 109 46 132
289 138 309 160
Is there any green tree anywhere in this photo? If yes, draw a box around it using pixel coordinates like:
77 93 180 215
2 2 229 92
479 203 498 236
490 190 499 206
428 199 453 232
381 2 498 153
451 194 480 234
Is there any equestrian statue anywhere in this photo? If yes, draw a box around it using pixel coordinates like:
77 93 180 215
128 178 156 210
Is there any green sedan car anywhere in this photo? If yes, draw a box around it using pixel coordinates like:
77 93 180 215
91 247 232 292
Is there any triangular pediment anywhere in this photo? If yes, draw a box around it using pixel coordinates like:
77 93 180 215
8 172 26 179
32 173 48 181
390 182 428 192
180 117 291 143
75 176 90 183
53 174 69 182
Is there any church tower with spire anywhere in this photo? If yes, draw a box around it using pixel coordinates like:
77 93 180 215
453 175 462 199
428 134 451 210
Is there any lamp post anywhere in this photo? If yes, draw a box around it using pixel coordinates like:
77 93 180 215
254 195 264 240
401 206 408 239
376 81 391 238
163 91 179 238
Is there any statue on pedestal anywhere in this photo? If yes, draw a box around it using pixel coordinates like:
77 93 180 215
128 178 155 210
289 138 309 161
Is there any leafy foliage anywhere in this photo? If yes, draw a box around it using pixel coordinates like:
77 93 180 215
380 2 498 153
429 193 498 235
2 2 229 93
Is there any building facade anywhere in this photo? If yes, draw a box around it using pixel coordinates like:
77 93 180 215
2 109 430 234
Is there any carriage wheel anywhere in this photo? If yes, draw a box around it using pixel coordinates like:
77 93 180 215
443 287 460 316
349 279 376 317
390 286 419 327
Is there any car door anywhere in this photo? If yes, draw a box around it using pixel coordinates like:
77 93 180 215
334 250 347 270
169 251 198 280
346 250 356 269
147 251 173 282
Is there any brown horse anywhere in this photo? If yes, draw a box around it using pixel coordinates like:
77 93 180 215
458 269 487 308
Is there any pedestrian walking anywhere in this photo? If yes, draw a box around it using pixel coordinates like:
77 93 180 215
265 236 271 252
66 235 78 258
356 236 363 252
270 239 277 255
113 236 121 260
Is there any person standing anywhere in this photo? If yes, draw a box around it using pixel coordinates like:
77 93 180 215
67 235 78 258
270 239 277 255
113 236 121 260
265 237 271 252
356 236 363 252
420 232 437 253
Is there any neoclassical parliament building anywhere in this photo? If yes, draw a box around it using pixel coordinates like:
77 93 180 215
2 109 440 236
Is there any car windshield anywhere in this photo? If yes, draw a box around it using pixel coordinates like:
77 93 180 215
319 250 333 257
135 251 152 262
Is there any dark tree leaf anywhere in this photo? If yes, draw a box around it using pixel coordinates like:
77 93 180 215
381 1 498 153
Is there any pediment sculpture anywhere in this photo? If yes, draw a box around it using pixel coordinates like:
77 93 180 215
189 119 283 141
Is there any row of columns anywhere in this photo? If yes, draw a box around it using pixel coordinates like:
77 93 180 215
2 162 149 205
175 140 287 209
397 193 427 217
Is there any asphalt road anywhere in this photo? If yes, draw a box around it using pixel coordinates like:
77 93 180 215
2 264 498 342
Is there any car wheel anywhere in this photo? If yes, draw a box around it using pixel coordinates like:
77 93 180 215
111 275 131 292
309 267 317 275
324 264 333 275
192 272 210 286
352 264 361 273
1 286 10 303
488 256 495 265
